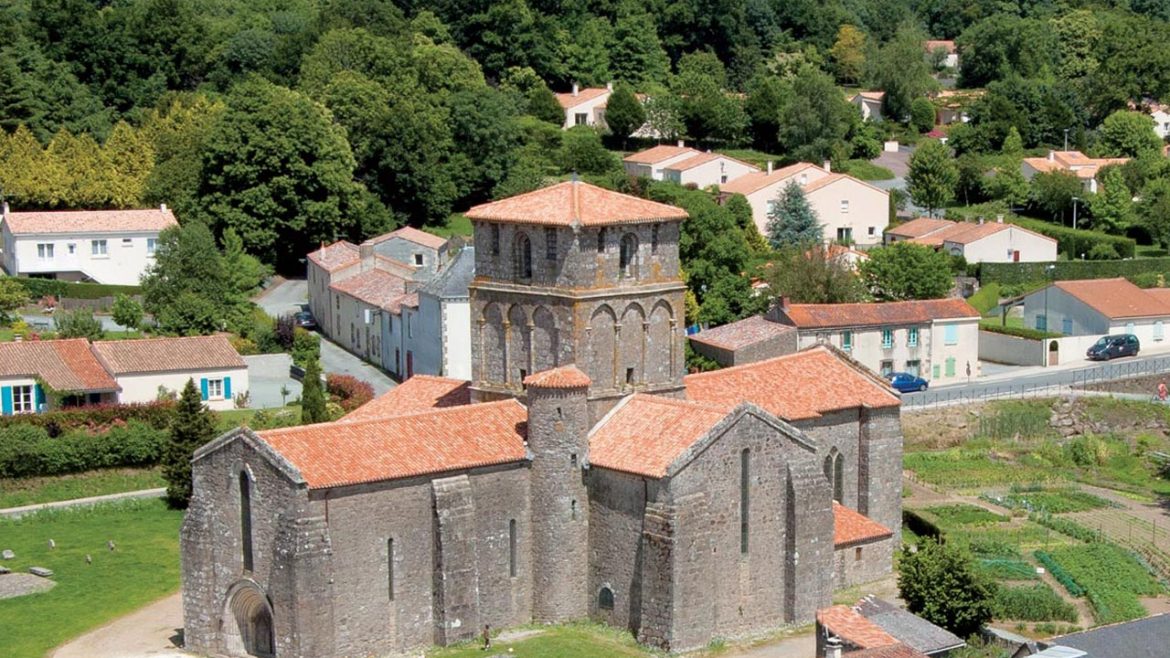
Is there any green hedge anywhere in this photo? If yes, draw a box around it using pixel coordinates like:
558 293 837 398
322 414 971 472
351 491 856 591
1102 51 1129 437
902 508 943 541
11 277 142 300
1007 216 1136 260
0 421 167 478
0 402 175 434
979 322 1061 340
982 257 1170 286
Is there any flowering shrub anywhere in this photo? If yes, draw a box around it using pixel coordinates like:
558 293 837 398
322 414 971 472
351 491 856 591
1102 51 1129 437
326 374 374 412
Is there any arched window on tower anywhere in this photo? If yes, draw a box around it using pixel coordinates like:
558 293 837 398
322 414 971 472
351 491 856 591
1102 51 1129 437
240 471 254 572
620 233 638 278
514 232 532 279
823 449 844 503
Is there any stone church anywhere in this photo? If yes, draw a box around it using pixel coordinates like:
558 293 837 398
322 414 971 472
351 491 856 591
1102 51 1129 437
180 181 904 658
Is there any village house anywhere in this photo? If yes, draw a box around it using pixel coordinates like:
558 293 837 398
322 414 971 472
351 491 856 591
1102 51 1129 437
623 143 759 188
556 82 612 129
389 246 475 380
817 597 964 657
1021 151 1129 194
0 334 247 413
885 217 1058 263
719 162 890 248
689 314 798 367
1020 278 1170 344
0 203 177 285
851 91 885 122
621 143 700 179
923 40 959 70
181 181 904 658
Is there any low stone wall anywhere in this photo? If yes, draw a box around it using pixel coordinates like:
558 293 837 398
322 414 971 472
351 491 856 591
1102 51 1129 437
978 330 1044 366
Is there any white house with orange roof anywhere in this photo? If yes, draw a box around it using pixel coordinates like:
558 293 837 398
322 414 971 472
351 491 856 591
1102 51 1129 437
886 217 1058 263
1021 278 1170 343
1021 151 1129 194
0 203 178 285
851 91 885 122
719 162 890 248
661 151 759 188
622 142 700 179
556 82 611 129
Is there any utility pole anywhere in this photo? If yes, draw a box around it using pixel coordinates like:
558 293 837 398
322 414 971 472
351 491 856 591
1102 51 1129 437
1072 197 1080 230
1064 128 1070 151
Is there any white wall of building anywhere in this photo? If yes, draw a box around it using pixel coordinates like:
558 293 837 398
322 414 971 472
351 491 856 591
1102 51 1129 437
738 168 833 233
794 317 977 381
4 229 163 285
803 178 890 248
624 151 699 181
853 97 883 122
334 291 384 366
118 367 248 411
666 157 758 188
562 93 611 129
1153 108 1170 139
947 227 1058 264
442 299 471 379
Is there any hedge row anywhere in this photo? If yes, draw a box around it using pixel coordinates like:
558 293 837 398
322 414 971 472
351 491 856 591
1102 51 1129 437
1007 216 1136 260
902 509 943 541
0 401 175 435
11 277 142 300
979 323 1061 341
0 421 166 478
982 256 1170 286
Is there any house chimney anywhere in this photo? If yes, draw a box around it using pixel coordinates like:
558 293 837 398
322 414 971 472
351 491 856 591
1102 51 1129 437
606 81 613 91
160 203 167 213
997 214 1004 223
1048 150 1055 162
825 636 843 658
359 242 374 270
572 82 579 97
767 161 774 174
823 160 832 172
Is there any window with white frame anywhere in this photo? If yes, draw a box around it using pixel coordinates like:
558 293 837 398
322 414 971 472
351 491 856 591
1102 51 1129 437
207 379 224 399
840 199 849 213
574 113 587 125
868 226 876 236
12 384 33 413
881 328 893 348
37 243 53 260
908 327 919 347
146 238 157 255
91 239 108 256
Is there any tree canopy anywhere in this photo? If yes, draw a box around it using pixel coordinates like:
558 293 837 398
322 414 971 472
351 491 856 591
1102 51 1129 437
859 241 954 301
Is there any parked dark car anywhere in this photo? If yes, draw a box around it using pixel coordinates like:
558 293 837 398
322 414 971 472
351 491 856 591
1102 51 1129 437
887 371 928 393
295 310 317 329
1086 334 1140 361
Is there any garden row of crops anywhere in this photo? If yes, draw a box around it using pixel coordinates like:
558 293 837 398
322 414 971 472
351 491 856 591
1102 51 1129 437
1038 544 1163 625
990 488 1117 514
924 504 1009 525
995 584 1078 622
904 450 1066 489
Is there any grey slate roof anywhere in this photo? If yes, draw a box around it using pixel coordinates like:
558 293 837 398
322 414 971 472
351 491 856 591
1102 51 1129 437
1048 613 1170 658
421 246 475 300
856 597 965 656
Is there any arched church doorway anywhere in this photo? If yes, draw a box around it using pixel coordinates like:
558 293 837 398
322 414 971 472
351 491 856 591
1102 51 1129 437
222 581 275 657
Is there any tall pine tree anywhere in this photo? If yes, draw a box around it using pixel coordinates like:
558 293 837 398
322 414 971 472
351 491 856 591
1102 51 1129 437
301 358 328 424
765 181 823 248
163 378 218 509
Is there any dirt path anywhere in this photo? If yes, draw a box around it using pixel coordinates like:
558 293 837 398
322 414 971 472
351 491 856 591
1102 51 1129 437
0 488 166 519
51 592 184 658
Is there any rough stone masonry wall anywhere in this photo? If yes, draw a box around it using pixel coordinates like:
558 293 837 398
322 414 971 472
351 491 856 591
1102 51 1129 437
796 409 862 511
587 467 652 634
833 536 895 590
858 406 904 536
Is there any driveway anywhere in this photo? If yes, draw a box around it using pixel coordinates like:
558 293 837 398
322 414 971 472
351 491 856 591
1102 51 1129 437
51 592 185 658
254 277 308 318
244 353 302 409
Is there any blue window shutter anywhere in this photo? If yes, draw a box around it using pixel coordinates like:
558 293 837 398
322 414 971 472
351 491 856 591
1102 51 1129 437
35 384 46 411
200 378 209 401
1 386 11 415
223 377 232 400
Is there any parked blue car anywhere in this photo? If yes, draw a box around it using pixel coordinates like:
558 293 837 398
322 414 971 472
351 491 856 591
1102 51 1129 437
887 372 928 393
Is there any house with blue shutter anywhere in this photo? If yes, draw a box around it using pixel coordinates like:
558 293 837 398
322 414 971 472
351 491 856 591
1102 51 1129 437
0 338 120 412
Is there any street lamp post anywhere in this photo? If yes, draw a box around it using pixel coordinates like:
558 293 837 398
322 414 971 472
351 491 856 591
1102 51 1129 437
1064 128 1070 151
1043 264 1056 332
1071 197 1080 230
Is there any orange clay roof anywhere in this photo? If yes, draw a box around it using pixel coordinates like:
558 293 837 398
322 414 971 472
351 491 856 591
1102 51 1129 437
817 605 899 650
465 181 688 227
834 502 894 547
887 217 955 239
342 375 471 422
523 364 591 389
588 394 732 478
781 299 979 329
364 226 448 251
854 91 886 101
3 208 178 235
328 269 408 308
623 144 698 164
90 335 244 374
555 87 610 109
718 162 824 196
0 338 118 392
1052 278 1170 320
689 315 795 351
258 400 527 489
923 39 955 53
684 346 900 421
307 240 360 272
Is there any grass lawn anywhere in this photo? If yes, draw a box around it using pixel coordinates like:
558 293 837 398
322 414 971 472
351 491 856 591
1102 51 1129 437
217 405 303 431
968 283 1001 315
0 468 164 508
0 499 183 658
428 624 655 658
842 159 895 181
718 148 784 169
425 213 473 238
1136 245 1168 258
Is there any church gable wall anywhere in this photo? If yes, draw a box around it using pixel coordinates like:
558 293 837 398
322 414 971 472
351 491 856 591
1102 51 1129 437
794 410 861 509
587 468 652 634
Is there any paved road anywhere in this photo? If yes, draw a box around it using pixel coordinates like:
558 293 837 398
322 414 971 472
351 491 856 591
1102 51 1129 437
254 278 308 318
0 488 165 519
51 592 186 658
20 313 127 332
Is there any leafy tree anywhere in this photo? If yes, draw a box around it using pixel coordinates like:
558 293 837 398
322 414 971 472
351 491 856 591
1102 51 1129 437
141 222 250 335
142 94 226 219
163 378 218 509
564 16 612 87
956 15 1059 88
860 242 954 301
725 193 769 254
744 74 790 154
765 182 823 248
1001 126 1024 157
0 37 111 142
907 140 958 217
0 278 30 323
558 127 617 175
829 25 866 85
445 87 524 206
872 26 937 123
45 129 107 207
1089 167 1135 234
0 124 65 208
1029 171 1083 222
221 228 269 298
604 84 645 147
988 164 1029 211
1139 177 1170 247
642 91 685 142
764 245 866 304
1099 110 1162 158
910 98 936 134
672 52 747 145
196 77 369 271
899 539 997 638
103 121 155 207
301 357 328 424
526 85 564 126
610 6 671 86
54 308 104 340
112 294 143 331
778 65 857 163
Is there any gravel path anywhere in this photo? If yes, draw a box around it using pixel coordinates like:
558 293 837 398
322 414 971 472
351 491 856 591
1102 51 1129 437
0 488 165 519
51 592 184 658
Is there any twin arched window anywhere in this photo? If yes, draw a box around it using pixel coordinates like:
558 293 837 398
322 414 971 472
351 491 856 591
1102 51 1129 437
823 450 844 502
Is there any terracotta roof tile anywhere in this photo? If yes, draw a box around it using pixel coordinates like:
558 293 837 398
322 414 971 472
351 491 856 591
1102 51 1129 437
523 364 591 389
623 144 698 164
589 394 732 478
329 269 408 308
342 375 471 421
834 502 893 546
372 254 418 278
689 316 795 351
817 605 898 649
307 241 360 272
0 338 118 392
685 346 900 421
781 299 979 330
556 87 610 109
259 400 527 489
465 181 688 227
719 163 824 196
855 91 886 101
1052 278 1170 320
364 226 448 250
382 292 419 314
2 208 178 235
91 335 244 374
923 39 955 53
887 217 955 239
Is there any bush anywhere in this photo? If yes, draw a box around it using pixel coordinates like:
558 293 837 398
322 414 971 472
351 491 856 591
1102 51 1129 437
275 313 297 350
325 374 375 412
0 421 168 478
54 308 105 340
0 401 175 435
10 277 142 301
1127 272 1162 288
995 584 1079 622
981 256 1170 287
903 509 943 541
979 322 1061 340
291 328 319 368
925 504 1009 526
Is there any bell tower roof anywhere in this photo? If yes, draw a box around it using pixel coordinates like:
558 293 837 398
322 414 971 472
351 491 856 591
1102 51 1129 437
523 364 592 389
465 180 688 227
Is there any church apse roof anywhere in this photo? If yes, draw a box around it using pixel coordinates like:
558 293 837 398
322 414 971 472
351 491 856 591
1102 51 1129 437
523 364 591 389
465 180 688 227
258 399 526 489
